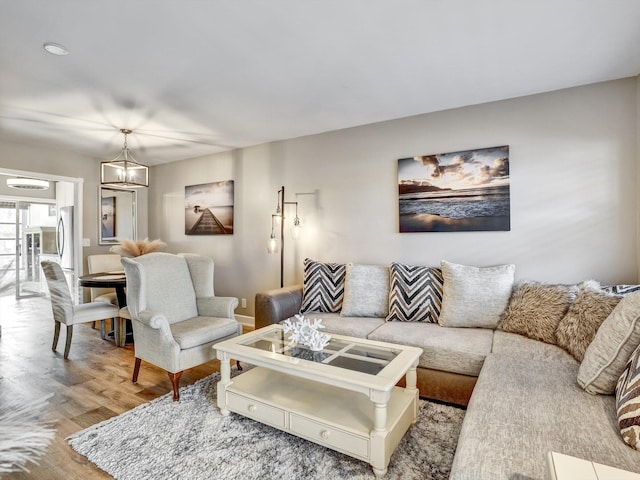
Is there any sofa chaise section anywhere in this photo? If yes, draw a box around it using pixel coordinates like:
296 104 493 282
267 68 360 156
450 346 640 479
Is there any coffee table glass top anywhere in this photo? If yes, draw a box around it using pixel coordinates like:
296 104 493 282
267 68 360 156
240 327 401 375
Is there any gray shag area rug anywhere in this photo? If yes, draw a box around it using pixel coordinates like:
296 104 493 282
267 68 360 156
68 370 465 480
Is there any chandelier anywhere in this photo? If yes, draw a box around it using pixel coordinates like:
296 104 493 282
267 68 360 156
100 129 149 188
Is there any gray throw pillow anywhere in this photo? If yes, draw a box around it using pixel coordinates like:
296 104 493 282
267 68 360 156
341 264 390 318
555 281 622 362
499 282 577 344
578 290 640 394
438 260 516 329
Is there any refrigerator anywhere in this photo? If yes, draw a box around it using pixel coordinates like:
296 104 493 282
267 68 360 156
56 206 74 270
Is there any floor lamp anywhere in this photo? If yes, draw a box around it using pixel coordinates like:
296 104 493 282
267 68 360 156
268 186 301 287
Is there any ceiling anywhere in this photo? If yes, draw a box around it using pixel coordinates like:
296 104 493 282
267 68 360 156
1 1 639 166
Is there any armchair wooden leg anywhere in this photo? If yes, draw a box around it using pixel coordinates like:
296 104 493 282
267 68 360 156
63 325 73 359
52 321 61 351
132 357 142 383
168 371 183 402
236 360 242 371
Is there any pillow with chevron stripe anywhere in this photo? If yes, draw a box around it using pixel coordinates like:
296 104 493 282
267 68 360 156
300 258 346 314
386 263 444 323
616 342 640 450
604 284 640 296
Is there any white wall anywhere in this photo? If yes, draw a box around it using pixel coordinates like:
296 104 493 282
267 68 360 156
149 78 639 318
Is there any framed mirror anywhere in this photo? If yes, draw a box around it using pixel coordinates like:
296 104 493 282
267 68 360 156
99 186 137 245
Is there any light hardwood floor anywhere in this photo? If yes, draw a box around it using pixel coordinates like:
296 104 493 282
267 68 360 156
0 295 240 479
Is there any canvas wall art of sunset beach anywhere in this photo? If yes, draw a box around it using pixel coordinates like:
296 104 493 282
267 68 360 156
398 145 510 232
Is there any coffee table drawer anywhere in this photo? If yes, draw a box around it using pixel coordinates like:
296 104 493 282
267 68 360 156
290 413 369 460
226 391 286 429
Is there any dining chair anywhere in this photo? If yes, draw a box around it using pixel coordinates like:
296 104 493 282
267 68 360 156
41 260 119 359
87 253 122 339
87 254 122 304
122 252 241 401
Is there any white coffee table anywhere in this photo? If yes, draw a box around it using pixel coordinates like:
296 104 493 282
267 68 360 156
547 452 640 480
214 324 422 476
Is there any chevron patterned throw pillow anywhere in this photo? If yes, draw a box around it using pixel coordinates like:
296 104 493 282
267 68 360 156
605 284 640 296
386 263 444 323
616 342 640 450
300 258 346 314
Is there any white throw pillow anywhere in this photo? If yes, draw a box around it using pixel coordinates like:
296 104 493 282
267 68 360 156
438 260 516 328
578 290 640 395
340 264 390 318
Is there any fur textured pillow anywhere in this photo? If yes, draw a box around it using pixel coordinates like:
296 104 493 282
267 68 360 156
616 342 640 450
555 281 622 362
499 282 577 344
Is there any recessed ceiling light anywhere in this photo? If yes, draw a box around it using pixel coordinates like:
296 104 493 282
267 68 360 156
7 178 50 190
43 42 68 56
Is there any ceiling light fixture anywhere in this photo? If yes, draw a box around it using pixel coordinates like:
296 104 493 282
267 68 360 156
100 129 149 188
43 42 68 56
6 177 50 190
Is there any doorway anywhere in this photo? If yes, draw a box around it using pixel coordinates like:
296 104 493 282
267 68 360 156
0 201 17 297
0 169 83 301
17 201 57 298
0 199 57 298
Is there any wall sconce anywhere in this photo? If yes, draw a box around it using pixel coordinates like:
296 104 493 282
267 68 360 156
101 129 149 188
267 185 301 287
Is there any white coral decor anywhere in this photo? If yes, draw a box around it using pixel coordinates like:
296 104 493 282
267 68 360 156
282 314 331 351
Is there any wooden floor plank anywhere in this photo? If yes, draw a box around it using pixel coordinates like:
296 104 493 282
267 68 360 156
70 406 119 429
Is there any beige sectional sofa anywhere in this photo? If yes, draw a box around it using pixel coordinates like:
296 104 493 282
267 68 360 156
254 259 640 479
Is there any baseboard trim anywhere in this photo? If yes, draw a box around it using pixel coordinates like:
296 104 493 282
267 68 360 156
235 314 255 329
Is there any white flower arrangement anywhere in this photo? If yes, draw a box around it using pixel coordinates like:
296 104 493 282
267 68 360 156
282 314 331 352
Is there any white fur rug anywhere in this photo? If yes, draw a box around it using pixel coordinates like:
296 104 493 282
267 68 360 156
68 371 464 480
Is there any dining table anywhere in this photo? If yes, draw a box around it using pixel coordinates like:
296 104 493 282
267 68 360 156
78 271 132 347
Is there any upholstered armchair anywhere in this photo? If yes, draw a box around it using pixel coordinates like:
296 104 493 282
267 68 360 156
122 252 241 401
